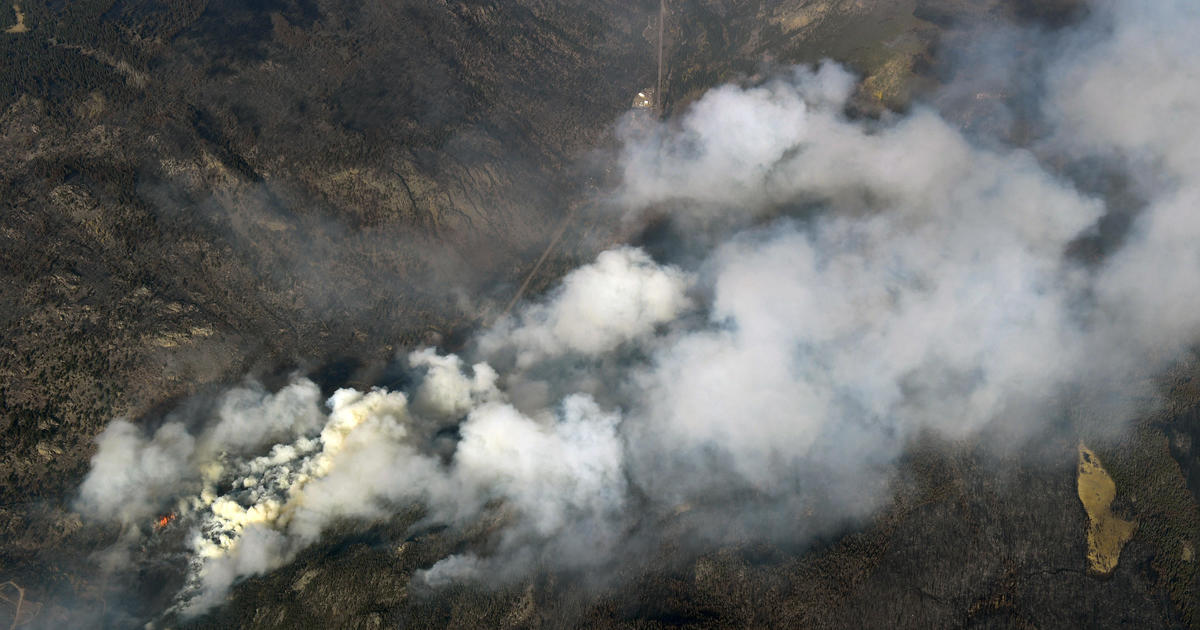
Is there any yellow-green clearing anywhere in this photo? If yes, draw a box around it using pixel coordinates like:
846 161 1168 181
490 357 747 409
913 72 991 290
1077 443 1136 575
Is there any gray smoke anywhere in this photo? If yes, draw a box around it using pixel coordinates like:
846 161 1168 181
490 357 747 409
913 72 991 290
74 0 1200 619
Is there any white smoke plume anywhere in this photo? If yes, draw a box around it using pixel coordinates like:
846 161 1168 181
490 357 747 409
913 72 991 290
171 384 626 615
77 420 195 525
477 246 694 366
74 0 1200 619
1048 1 1200 356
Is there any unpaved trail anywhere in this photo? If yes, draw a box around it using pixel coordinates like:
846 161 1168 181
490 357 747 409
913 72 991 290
0 581 41 628
657 0 665 111
499 205 576 320
498 1 668 321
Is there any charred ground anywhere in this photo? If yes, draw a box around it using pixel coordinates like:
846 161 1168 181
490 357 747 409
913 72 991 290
2 0 1198 628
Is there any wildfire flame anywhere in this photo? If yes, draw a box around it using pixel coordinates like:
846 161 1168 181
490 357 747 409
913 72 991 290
155 512 176 530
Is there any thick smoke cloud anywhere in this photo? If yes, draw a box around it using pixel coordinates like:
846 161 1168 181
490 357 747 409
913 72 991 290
74 0 1200 619
77 420 195 525
622 72 1103 498
618 62 856 213
478 246 694 366
78 246 663 616
170 380 627 614
1048 1 1200 356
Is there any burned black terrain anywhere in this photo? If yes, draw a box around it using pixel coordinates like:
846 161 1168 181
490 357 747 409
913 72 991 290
2 1 1198 628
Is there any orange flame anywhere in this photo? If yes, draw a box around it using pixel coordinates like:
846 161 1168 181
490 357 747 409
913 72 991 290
154 512 176 530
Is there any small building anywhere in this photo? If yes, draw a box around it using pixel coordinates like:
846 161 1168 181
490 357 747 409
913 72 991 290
632 88 656 110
